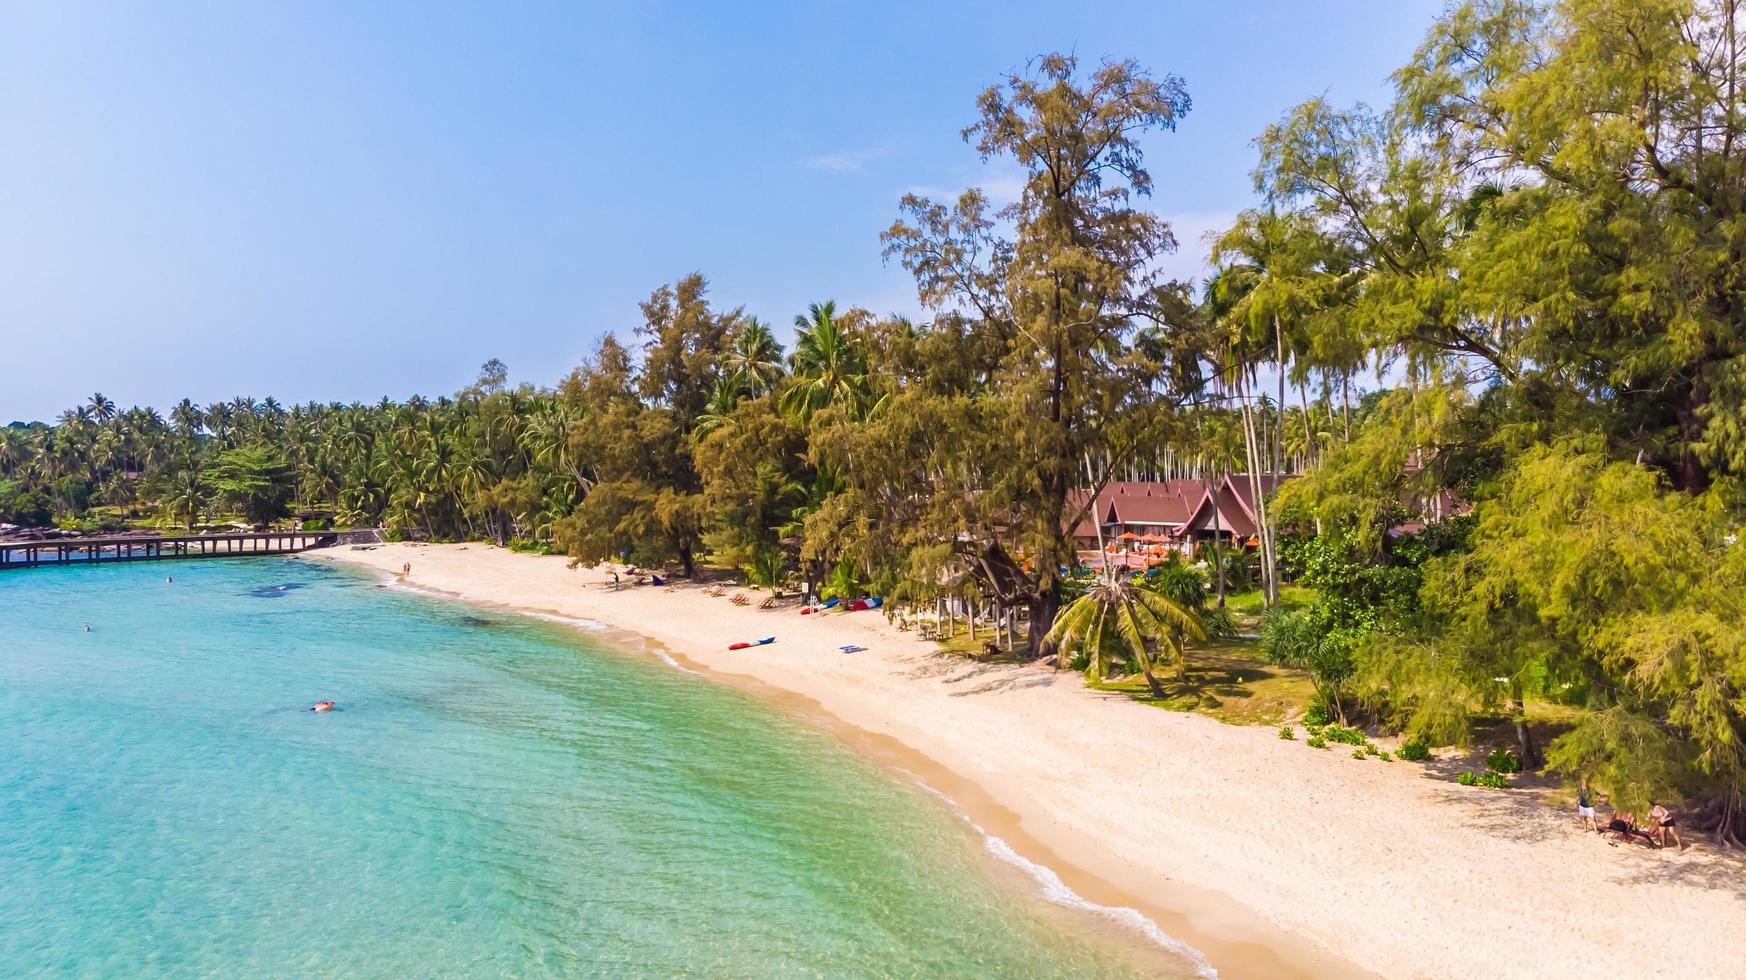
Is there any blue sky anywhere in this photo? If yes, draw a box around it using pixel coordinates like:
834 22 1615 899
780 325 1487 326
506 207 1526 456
2 1 1442 422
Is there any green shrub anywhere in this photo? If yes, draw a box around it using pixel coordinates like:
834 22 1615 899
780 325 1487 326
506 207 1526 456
1303 701 1331 727
1379 751 1392 761
1479 772 1511 789
1484 748 1521 774
1352 748 1367 759
1199 607 1239 639
299 517 331 531
1398 739 1430 762
1323 725 1365 746
1278 725 1295 740
1363 742 1380 756
1307 735 1328 749
1456 771 1479 786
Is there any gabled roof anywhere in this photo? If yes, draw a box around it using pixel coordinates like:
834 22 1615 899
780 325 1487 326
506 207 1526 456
1067 479 1209 539
1181 474 1295 539
1104 479 1205 528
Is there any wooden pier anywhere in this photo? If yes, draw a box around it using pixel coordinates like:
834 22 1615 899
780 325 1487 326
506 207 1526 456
0 530 378 570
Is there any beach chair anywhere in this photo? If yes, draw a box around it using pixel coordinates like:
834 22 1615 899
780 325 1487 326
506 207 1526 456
918 622 937 641
758 596 778 610
704 585 726 597
730 592 750 606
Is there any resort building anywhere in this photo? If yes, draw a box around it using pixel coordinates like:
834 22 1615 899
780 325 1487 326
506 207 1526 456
1069 479 1208 551
1178 474 1296 547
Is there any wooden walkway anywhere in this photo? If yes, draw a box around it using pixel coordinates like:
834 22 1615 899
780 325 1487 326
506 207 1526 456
0 530 379 570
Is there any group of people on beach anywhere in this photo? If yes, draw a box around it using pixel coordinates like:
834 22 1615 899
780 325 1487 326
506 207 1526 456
604 564 663 590
1578 779 1684 850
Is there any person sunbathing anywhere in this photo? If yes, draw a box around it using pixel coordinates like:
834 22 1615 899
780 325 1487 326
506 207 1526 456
1601 811 1656 847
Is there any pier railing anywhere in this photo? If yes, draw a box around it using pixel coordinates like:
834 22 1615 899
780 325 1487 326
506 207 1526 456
0 529 381 570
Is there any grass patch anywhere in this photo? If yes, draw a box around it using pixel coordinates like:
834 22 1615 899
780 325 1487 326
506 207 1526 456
1220 585 1314 624
1087 638 1318 726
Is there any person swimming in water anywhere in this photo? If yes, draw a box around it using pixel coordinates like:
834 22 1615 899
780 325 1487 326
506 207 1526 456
311 701 335 712
83 624 91 632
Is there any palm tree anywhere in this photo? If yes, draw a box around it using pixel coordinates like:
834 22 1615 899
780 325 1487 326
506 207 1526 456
780 301 869 423
723 317 785 396
1046 564 1206 699
168 470 207 531
694 370 748 439
87 392 117 422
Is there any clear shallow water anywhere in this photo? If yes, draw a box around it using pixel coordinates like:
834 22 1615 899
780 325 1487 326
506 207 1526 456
1 558 1200 977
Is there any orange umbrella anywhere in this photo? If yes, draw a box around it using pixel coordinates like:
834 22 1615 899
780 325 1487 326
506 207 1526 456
1118 531 1139 540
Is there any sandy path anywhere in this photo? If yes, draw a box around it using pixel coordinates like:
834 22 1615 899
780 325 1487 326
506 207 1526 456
318 543 1746 979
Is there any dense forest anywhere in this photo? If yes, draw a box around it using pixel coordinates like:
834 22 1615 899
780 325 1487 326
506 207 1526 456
5 1 1744 843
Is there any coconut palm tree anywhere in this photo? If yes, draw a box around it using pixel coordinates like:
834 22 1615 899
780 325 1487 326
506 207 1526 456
781 301 869 424
87 392 117 423
1046 565 1206 699
1047 502 1205 699
694 370 748 439
723 317 785 396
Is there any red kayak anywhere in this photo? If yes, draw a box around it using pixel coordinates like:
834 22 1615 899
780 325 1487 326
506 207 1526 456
728 637 776 650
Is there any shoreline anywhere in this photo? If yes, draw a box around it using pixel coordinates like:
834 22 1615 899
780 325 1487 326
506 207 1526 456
320 543 1746 979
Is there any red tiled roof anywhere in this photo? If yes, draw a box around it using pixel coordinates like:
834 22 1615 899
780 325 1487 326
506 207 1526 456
1067 480 1210 539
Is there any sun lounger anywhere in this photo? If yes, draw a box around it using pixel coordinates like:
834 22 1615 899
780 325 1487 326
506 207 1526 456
758 596 777 610
730 593 749 606
704 585 726 597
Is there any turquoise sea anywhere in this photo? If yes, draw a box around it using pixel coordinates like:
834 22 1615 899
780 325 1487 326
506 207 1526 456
1 558 1206 977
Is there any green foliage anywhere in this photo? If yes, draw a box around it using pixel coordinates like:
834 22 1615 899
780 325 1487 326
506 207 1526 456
207 446 294 527
1278 725 1295 740
1047 571 1207 697
1322 724 1364 746
1352 748 1366 760
1306 735 1328 750
1302 700 1331 727
1260 610 1356 721
1485 749 1520 775
1398 739 1430 762
1458 768 1510 790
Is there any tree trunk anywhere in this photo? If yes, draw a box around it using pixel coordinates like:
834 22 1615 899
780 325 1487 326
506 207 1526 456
1026 588 1060 660
1298 380 1315 467
1673 368 1712 492
677 541 696 578
1341 373 1353 441
1211 479 1226 608
1509 680 1541 769
1140 663 1166 699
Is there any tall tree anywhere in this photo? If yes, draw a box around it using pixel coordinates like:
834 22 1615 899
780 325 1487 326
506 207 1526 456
881 54 1200 656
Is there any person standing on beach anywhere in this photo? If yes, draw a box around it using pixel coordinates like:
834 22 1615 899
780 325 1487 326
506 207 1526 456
1648 803 1684 850
1578 779 1598 832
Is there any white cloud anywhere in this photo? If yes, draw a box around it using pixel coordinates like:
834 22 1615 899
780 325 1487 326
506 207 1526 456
801 146 892 173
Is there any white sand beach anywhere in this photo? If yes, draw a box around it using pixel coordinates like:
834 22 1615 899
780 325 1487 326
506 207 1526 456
321 543 1746 980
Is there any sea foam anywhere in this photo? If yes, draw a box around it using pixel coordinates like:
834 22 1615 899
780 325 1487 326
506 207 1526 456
909 775 1219 978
